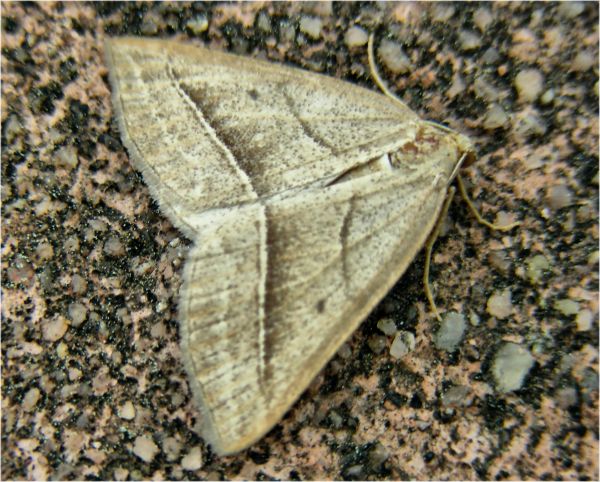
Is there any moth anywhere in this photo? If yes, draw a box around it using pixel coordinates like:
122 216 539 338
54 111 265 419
105 37 475 455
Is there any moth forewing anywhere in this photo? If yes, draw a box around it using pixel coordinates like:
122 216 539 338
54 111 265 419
105 36 474 455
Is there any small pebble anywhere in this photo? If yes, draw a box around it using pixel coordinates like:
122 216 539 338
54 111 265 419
43 317 69 342
377 317 397 336
23 387 41 411
344 25 368 48
345 465 364 478
571 51 594 72
481 47 500 64
185 15 209 35
488 250 510 274
114 468 129 481
526 254 551 284
279 20 296 43
546 184 573 210
434 312 466 352
473 7 493 32
378 39 411 74
181 446 203 471
35 241 54 261
458 30 482 51
575 309 593 331
65 236 80 252
118 401 136 420
7 257 34 285
299 16 322 39
555 386 578 409
539 89 555 105
368 335 387 354
511 109 547 137
390 331 415 358
554 298 580 316
133 436 159 463
163 437 182 462
441 385 470 406
514 69 544 103
431 4 455 22
474 76 501 101
337 343 352 359
557 2 585 18
486 289 513 319
104 236 125 257
68 302 87 327
492 342 534 393
256 12 271 33
71 274 88 294
483 104 509 130
328 409 343 428
140 13 160 36
368 443 390 466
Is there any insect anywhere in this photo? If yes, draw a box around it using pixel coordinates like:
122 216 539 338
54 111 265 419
105 36 513 455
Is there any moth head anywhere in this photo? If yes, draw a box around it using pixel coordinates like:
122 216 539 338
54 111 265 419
452 131 476 168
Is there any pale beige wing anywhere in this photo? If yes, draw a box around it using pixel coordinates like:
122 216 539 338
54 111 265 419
104 37 421 237
179 164 453 455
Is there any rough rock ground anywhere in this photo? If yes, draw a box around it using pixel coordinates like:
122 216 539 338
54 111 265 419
2 2 598 480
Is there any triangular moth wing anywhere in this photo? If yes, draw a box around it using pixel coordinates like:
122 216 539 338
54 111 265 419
105 36 473 455
104 37 422 238
180 159 459 455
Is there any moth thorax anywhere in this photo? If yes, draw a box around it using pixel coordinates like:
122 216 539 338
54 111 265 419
390 124 474 176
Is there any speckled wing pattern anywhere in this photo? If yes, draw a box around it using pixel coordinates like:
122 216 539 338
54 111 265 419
104 37 471 455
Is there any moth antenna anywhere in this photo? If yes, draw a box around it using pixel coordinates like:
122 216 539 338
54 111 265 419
423 187 456 322
367 33 411 110
456 175 520 231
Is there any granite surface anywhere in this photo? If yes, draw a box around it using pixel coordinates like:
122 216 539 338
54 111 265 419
1 2 598 480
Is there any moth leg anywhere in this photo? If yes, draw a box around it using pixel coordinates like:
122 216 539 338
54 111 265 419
456 175 520 231
423 187 456 322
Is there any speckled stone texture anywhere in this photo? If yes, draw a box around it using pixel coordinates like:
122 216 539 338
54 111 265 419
2 2 598 480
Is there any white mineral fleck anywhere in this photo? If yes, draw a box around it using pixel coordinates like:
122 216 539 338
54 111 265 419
514 69 544 102
473 7 493 32
526 254 551 284
181 446 203 471
377 317 397 336
484 104 509 130
547 184 573 210
486 289 513 319
378 39 411 74
299 16 322 39
575 309 593 332
554 298 580 316
344 25 369 48
390 331 415 358
23 387 41 412
133 435 159 463
68 302 87 327
492 343 534 393
43 316 69 342
104 236 125 257
459 30 481 51
118 401 136 420
434 312 466 352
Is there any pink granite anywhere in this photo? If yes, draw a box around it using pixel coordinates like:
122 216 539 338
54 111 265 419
2 2 598 480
